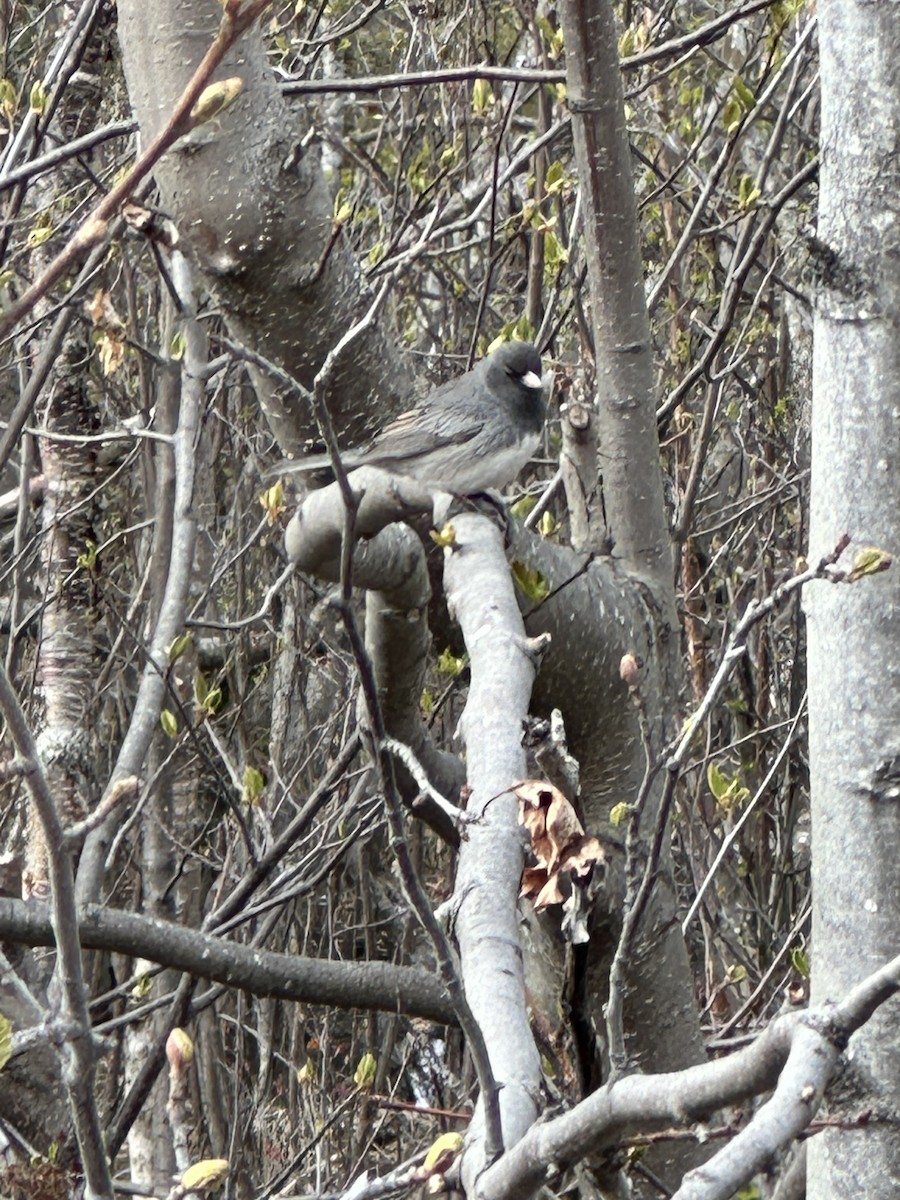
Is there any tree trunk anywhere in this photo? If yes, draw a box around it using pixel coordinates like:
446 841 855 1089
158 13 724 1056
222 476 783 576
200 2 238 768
556 0 705 1128
806 2 900 1197
115 0 412 452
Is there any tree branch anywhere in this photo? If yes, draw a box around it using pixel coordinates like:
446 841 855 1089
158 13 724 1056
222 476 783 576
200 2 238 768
476 953 900 1200
0 898 455 1023
443 514 547 1189
0 0 274 342
0 668 114 1198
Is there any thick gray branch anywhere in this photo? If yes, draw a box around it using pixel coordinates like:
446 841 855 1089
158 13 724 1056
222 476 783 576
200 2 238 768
443 514 545 1185
557 0 673 597
476 954 900 1200
284 467 435 591
0 898 455 1024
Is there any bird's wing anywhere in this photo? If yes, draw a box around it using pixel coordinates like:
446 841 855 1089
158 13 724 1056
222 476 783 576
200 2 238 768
364 382 489 464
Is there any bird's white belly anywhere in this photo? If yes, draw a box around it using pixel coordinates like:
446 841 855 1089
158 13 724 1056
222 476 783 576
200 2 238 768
406 433 540 492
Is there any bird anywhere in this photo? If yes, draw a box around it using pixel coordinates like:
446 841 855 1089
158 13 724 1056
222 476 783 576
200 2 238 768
279 340 548 495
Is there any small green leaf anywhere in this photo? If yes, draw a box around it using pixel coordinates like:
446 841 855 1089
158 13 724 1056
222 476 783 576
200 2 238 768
609 802 631 827
436 648 465 678
511 560 550 603
791 948 810 978
738 175 761 208
131 973 153 1000
0 1012 12 1072
242 766 265 805
406 136 433 193
771 0 804 31
77 539 98 571
845 546 892 582
190 77 243 126
170 330 187 361
26 222 53 248
707 761 729 802
29 80 47 114
708 761 750 812
618 28 636 57
429 522 457 548
160 709 179 738
167 633 193 664
193 673 223 717
545 160 569 195
544 228 569 280
535 13 564 58
509 494 536 519
538 510 558 538
333 188 352 222
733 75 756 113
472 77 493 115
353 1051 377 1089
722 96 743 132
259 480 285 525
0 78 16 122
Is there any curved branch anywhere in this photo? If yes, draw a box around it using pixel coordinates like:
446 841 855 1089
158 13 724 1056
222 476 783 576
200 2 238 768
476 953 900 1200
284 467 435 588
0 898 455 1024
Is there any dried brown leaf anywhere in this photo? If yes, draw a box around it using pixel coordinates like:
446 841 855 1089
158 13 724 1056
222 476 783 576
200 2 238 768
534 872 565 911
558 835 603 879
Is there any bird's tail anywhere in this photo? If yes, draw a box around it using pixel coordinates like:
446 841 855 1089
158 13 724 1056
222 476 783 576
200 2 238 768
264 452 364 485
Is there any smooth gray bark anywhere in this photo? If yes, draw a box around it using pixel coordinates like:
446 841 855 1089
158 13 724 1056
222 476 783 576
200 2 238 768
115 0 412 452
552 10 705 1179
806 1 900 1197
443 515 544 1190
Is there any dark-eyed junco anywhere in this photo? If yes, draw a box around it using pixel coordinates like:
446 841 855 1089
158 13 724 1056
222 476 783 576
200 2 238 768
280 340 548 494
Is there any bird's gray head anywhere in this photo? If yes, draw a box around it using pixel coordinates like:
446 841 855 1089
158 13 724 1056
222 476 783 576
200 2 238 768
488 340 544 396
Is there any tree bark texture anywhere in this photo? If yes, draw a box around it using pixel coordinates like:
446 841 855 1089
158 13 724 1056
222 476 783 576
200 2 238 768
807 1 900 1197
115 0 412 452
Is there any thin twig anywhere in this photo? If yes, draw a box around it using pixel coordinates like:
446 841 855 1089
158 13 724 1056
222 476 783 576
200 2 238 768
0 664 115 1197
278 1 782 96
0 119 136 192
0 0 275 342
606 537 854 1075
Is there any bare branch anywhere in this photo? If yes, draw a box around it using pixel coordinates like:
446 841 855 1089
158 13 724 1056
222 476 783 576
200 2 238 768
476 953 900 1200
0 897 454 1023
75 251 202 906
0 0 275 342
0 666 114 1198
